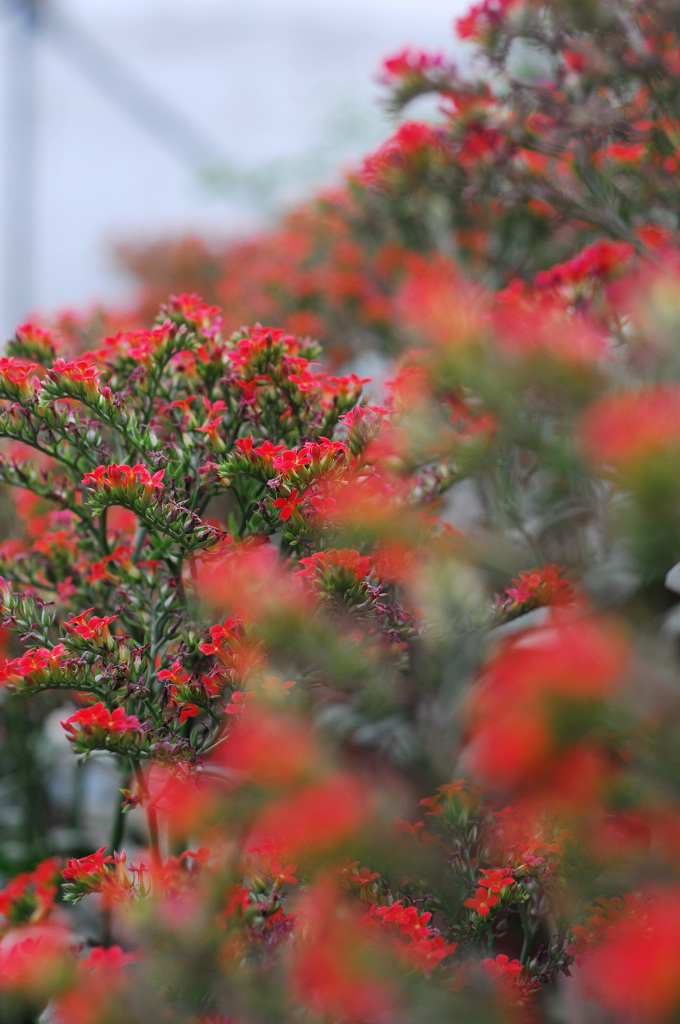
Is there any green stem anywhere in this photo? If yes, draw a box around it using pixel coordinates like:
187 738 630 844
133 762 162 871
97 508 110 556
6 697 50 862
132 523 149 561
520 911 535 966
109 764 134 853
101 906 113 947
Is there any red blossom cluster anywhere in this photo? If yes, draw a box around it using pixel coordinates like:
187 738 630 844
82 463 165 496
0 356 40 400
60 703 143 753
465 615 630 792
494 562 576 619
367 901 458 973
0 643 68 691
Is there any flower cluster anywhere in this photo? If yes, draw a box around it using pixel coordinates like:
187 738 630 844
493 563 576 620
61 847 137 905
0 644 69 692
82 463 165 506
367 901 458 973
60 703 143 754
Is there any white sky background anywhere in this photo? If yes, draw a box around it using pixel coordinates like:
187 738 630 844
0 0 470 334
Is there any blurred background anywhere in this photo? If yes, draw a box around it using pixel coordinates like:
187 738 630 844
0 0 467 337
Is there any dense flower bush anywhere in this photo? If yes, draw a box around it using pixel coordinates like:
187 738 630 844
118 0 680 363
4 0 680 1021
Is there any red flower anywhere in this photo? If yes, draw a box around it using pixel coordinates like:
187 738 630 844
234 374 271 404
241 839 297 888
247 772 368 856
347 866 381 888
157 659 189 686
272 449 311 473
581 891 680 1022
464 615 630 791
198 616 242 657
479 954 524 979
381 47 445 82
478 867 515 893
272 488 307 521
81 463 165 504
0 356 39 399
580 385 680 470
534 239 634 289
500 563 575 617
296 548 370 586
61 702 143 753
165 292 223 336
63 609 117 649
50 357 103 384
464 887 499 916
0 644 67 691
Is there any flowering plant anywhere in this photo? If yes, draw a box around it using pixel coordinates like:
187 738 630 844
3 2 680 1022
